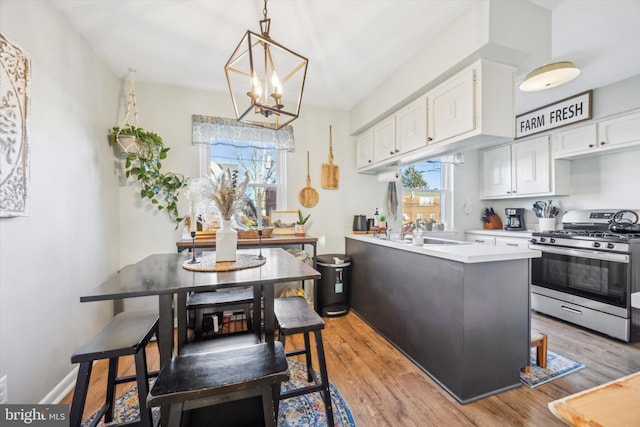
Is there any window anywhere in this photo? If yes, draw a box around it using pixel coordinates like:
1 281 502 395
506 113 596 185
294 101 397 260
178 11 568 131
200 142 287 226
401 160 453 230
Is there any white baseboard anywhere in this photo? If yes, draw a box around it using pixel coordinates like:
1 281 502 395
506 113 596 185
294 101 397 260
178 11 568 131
40 366 78 404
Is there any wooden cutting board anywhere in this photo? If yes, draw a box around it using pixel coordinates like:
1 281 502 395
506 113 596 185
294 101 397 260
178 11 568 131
299 151 319 207
321 125 339 189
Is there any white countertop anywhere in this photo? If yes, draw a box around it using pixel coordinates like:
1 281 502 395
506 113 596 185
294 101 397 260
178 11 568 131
464 229 534 238
346 234 541 264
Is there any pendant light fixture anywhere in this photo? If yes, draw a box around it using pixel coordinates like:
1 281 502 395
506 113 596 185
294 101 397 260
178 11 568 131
519 61 581 92
224 0 308 130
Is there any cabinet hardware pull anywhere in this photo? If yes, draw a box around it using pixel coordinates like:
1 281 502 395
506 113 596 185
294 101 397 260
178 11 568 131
427 137 433 142
506 243 518 246
589 144 594 148
395 149 400 153
390 151 394 155
560 305 582 315
474 239 485 243
600 141 606 145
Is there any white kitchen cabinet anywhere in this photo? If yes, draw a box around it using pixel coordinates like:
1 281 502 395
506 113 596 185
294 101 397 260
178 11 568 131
554 111 640 159
553 123 597 158
465 235 496 245
356 129 374 169
495 236 530 249
372 116 397 163
428 68 475 143
396 95 429 154
482 136 569 199
355 59 514 173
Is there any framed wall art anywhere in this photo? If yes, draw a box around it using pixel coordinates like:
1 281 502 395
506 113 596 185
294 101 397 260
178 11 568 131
0 32 31 217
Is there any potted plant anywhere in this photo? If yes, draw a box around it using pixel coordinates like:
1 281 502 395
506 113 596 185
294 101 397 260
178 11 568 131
378 214 387 229
295 209 310 236
108 125 188 228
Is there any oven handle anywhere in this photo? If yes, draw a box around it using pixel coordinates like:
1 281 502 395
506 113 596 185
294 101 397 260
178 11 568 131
529 244 630 263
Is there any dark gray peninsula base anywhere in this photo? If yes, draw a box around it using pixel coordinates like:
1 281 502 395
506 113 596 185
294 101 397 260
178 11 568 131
346 237 531 404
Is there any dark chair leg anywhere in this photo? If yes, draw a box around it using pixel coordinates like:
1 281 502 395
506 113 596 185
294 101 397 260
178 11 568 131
315 330 334 427
261 383 277 427
134 346 153 427
244 305 253 330
272 382 282 421
104 357 118 423
303 332 313 382
70 362 92 427
194 308 204 339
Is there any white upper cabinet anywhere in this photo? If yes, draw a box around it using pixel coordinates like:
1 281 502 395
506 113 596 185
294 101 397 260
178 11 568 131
396 95 429 154
513 136 551 195
372 116 397 163
428 68 475 143
356 129 374 169
554 111 640 159
482 144 512 198
354 59 514 172
482 136 569 199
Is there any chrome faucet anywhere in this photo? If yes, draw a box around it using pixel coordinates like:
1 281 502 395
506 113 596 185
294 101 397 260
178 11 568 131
385 227 392 240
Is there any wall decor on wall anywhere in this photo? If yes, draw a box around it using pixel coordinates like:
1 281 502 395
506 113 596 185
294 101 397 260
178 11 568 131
0 32 31 217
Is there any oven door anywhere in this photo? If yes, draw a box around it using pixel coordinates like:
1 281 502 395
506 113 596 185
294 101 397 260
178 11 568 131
529 244 629 308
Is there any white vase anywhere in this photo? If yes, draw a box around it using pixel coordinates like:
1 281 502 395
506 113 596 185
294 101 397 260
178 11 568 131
216 219 237 262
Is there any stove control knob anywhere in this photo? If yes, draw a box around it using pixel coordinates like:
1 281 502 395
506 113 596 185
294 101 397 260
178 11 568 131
607 243 615 249
539 237 546 243
550 238 556 243
593 242 601 248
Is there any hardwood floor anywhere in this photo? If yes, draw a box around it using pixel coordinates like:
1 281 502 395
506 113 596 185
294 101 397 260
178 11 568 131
61 310 640 426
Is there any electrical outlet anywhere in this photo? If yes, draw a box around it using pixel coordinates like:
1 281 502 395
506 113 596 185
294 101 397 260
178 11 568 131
0 375 7 404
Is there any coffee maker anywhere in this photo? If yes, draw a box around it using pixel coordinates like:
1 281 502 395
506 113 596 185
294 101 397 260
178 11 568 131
504 208 525 231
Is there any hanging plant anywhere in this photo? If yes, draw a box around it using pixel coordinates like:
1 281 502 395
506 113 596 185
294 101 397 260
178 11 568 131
108 70 188 228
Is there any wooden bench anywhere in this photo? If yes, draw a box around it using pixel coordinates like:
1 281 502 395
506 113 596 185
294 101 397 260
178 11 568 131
274 296 334 427
70 310 159 427
147 342 289 427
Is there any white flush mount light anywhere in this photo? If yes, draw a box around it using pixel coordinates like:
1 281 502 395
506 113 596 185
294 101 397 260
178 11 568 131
519 61 580 92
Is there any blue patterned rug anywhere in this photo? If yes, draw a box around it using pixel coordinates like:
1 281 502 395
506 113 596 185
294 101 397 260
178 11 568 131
520 349 585 388
82 358 356 426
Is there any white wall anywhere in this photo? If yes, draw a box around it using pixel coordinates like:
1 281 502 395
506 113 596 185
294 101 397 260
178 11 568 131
0 0 120 403
117 81 386 311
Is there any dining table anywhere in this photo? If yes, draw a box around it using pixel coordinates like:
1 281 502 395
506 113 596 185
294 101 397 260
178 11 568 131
80 247 321 368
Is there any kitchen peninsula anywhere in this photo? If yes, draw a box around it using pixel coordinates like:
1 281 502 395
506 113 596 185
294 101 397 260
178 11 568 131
345 234 541 403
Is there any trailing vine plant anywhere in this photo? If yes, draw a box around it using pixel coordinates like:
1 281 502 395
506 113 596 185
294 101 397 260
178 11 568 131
108 125 188 228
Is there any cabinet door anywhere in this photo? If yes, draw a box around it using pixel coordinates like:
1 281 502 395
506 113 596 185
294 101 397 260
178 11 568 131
554 123 597 158
428 68 475 143
396 96 428 154
465 235 496 245
513 136 550 195
598 111 640 149
495 237 529 248
482 145 512 198
373 116 397 162
356 129 374 169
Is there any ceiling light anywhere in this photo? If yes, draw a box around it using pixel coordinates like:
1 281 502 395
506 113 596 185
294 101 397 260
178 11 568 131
519 61 580 92
224 0 308 130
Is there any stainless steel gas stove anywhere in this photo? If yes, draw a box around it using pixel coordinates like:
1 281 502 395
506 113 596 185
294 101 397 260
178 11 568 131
529 209 640 342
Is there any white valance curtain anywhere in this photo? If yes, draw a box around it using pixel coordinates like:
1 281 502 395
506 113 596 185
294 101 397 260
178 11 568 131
191 115 295 151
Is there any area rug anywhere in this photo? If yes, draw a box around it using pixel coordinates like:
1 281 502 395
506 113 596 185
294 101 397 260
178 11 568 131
520 349 585 388
81 358 356 426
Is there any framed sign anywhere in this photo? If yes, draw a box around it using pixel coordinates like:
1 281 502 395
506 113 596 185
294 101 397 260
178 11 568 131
269 210 298 235
516 91 592 138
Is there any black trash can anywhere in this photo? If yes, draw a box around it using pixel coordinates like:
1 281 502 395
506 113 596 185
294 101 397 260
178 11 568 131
316 254 351 317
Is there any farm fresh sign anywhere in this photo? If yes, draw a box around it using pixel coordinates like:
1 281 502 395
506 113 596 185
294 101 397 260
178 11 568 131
516 91 592 138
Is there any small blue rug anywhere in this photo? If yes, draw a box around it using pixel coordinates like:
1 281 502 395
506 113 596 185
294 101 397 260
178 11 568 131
81 358 356 426
520 349 585 388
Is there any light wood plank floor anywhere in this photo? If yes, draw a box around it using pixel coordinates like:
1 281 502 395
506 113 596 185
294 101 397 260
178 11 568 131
61 311 640 426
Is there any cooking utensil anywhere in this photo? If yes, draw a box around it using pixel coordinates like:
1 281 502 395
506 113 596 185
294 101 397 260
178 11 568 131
608 210 640 233
321 125 339 189
299 151 319 208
